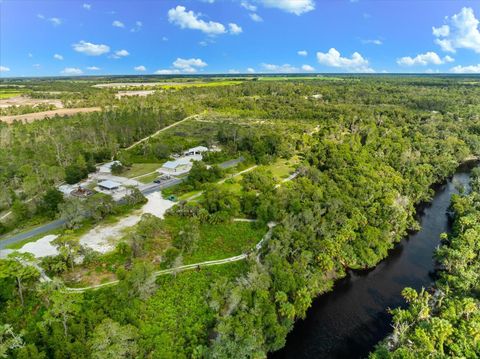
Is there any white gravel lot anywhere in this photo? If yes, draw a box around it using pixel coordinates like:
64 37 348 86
0 234 59 259
0 192 174 258
79 192 174 253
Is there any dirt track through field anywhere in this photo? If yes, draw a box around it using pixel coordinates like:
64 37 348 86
0 107 102 124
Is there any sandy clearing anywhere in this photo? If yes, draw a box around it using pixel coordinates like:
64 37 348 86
93 82 165 88
0 234 59 259
115 90 156 99
19 234 59 257
0 96 63 109
79 192 175 253
0 107 101 124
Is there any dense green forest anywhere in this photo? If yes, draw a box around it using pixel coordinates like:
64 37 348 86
0 76 479 358
371 168 480 358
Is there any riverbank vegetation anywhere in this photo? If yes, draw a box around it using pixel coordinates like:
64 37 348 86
371 167 480 358
1 75 480 358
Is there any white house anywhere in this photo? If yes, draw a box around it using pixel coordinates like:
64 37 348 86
184 146 209 156
98 161 122 174
98 180 121 191
160 158 192 174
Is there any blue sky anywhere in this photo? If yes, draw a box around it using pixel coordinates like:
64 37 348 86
1 0 480 77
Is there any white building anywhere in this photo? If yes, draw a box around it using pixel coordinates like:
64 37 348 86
184 146 209 156
98 180 121 191
160 158 192 174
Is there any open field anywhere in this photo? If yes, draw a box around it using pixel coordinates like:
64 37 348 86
0 95 63 108
0 106 101 123
93 80 244 89
92 82 167 88
160 80 243 89
115 90 157 98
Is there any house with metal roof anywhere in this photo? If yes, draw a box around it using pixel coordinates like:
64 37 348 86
160 157 192 173
98 180 121 191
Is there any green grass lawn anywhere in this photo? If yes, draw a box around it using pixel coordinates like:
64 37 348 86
137 172 159 184
122 163 162 178
162 216 266 264
264 156 300 180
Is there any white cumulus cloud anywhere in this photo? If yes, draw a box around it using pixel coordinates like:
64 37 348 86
134 65 146 72
115 49 129 57
0 66 10 72
362 39 383 45
157 58 208 74
112 20 125 28
37 14 62 26
241 2 257 12
258 0 314 15
131 21 143 32
228 69 240 74
397 51 454 66
316 48 374 72
262 63 299 73
432 7 480 53
302 64 315 71
86 66 100 70
73 40 110 56
298 50 308 56
61 67 83 75
168 6 226 35
247 67 255 73
450 64 480 73
229 23 243 34
49 17 62 26
83 3 91 10
249 13 263 22
155 69 181 75
111 49 130 59
173 57 207 73
53 54 63 60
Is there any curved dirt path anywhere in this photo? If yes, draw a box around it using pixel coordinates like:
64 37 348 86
125 113 203 150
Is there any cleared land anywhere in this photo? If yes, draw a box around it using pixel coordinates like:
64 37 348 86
0 107 101 123
0 95 63 108
93 82 175 88
115 90 156 98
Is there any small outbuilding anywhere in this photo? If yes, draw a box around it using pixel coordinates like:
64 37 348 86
98 180 121 191
184 146 209 156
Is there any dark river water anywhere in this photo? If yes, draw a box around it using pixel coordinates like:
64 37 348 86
271 166 474 359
